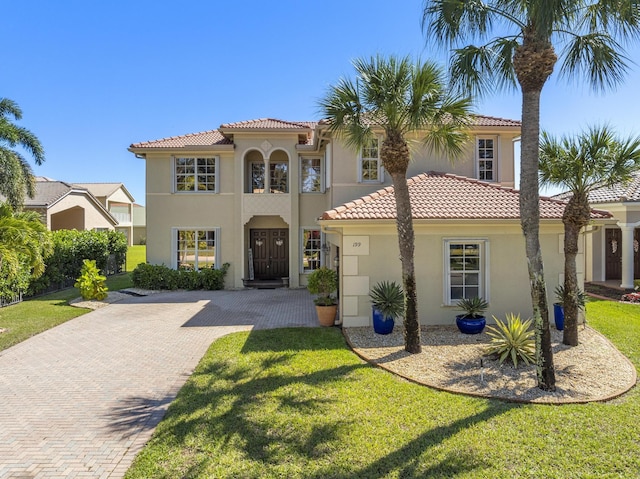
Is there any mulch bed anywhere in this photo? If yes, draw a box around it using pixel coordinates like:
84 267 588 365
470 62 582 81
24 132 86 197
584 282 635 302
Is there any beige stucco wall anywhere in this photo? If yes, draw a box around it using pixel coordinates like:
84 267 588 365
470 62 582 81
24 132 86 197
326 221 570 327
47 193 115 231
329 130 519 209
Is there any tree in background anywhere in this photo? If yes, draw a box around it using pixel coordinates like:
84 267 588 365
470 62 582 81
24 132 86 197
0 203 52 300
540 125 640 346
423 0 640 390
0 98 45 210
319 55 472 353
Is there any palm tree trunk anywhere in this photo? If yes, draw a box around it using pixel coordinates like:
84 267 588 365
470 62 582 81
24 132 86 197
562 194 591 346
562 222 581 346
389 170 421 354
519 88 556 391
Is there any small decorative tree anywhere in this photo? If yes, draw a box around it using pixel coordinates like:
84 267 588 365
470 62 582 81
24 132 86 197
75 259 108 301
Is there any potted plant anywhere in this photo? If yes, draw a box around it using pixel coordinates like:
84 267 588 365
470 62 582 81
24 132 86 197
307 266 338 327
369 281 404 334
455 296 489 334
553 285 586 330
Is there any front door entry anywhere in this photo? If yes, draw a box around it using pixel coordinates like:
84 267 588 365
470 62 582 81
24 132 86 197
605 228 622 280
250 229 289 279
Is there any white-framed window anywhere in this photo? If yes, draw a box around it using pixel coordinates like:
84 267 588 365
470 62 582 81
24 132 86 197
174 157 219 192
269 161 288 193
301 228 322 273
300 156 323 193
359 137 383 183
476 137 497 182
173 227 220 271
249 161 265 193
444 239 489 305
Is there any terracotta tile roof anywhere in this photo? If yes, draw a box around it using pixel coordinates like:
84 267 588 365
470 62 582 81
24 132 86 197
471 115 520 127
554 172 640 204
321 172 611 221
219 118 316 130
318 114 520 128
129 130 232 149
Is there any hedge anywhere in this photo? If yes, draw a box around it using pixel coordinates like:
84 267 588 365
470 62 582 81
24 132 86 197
131 262 230 291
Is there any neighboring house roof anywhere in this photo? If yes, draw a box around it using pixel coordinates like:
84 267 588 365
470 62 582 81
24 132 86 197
22 180 117 225
74 182 135 203
553 172 640 204
321 172 612 221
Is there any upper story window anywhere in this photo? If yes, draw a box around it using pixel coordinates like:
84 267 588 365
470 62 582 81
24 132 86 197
175 157 219 192
359 137 382 183
477 137 497 182
250 162 265 193
444 239 488 305
270 162 288 193
301 157 322 193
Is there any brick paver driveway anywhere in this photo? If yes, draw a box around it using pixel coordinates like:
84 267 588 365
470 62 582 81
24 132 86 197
0 288 318 478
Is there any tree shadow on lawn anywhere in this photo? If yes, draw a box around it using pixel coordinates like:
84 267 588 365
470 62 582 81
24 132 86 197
120 328 521 478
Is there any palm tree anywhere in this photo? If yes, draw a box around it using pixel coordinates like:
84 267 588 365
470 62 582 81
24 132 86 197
540 125 640 346
0 203 52 300
423 0 640 391
0 98 45 209
319 55 472 353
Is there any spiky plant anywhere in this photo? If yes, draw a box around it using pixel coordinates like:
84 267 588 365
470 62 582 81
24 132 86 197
369 281 404 319
456 296 489 319
485 313 535 368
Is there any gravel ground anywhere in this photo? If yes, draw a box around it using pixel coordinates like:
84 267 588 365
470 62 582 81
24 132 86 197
344 325 637 404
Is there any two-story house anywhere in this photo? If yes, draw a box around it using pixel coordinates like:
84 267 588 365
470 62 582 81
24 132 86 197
75 183 136 245
129 116 610 327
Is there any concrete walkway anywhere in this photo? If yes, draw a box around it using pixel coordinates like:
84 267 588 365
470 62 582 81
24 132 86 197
0 289 318 479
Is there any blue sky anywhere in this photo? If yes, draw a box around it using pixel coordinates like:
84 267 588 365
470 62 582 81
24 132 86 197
4 1 640 205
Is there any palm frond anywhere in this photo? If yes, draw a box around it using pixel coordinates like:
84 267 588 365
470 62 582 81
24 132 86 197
560 33 629 91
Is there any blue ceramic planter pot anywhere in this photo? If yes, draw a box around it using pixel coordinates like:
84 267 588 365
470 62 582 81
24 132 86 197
372 308 395 335
455 314 486 334
553 303 564 331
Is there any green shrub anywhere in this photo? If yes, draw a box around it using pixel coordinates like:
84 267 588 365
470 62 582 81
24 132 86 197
131 263 229 291
307 266 337 306
485 313 535 367
29 230 127 296
74 259 108 300
201 263 229 290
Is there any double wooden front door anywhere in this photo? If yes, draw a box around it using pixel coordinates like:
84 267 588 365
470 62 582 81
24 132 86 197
605 228 640 280
250 229 289 279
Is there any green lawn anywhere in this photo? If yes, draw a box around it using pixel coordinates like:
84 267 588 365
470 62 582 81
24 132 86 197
0 245 144 352
0 288 89 351
126 245 146 271
125 300 640 479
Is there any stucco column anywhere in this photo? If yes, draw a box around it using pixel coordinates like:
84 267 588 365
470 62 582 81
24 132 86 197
619 224 635 289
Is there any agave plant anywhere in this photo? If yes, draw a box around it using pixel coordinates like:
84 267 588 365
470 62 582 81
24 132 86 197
369 281 404 319
456 297 488 319
485 313 535 368
554 285 586 309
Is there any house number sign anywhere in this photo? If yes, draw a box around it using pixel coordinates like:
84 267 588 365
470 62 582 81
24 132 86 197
343 236 369 255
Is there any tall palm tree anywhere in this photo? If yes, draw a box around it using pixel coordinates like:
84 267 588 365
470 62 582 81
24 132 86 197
423 0 640 390
319 55 472 353
540 125 640 346
0 98 45 209
0 203 52 300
